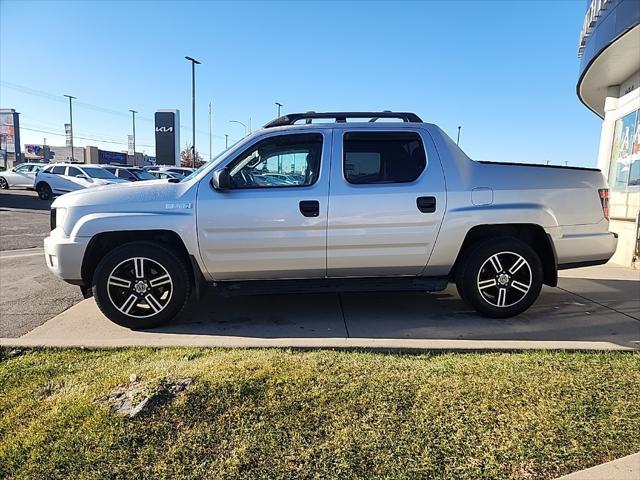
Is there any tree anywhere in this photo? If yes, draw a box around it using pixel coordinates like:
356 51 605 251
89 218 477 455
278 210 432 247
180 144 205 168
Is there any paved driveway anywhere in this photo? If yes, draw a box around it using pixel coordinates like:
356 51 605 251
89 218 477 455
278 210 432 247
3 264 638 351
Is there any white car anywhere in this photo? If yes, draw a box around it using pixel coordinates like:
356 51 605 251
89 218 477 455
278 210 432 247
145 166 194 177
34 163 127 200
0 163 45 189
149 170 184 180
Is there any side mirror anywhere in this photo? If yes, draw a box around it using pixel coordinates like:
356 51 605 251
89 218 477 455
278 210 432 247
211 167 232 191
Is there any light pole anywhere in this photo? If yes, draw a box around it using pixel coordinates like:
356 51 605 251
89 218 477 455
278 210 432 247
229 120 247 137
275 102 283 117
208 102 212 161
456 125 462 145
185 56 201 167
224 134 228 149
64 95 76 161
129 109 137 161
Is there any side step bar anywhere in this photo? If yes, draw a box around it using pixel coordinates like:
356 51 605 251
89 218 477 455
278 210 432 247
210 276 449 297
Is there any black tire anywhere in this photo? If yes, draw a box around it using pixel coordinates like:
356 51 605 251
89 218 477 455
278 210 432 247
92 241 191 329
36 182 52 200
0 177 8 189
456 237 543 318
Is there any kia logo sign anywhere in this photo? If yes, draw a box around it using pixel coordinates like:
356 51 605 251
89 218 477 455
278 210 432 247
155 110 180 166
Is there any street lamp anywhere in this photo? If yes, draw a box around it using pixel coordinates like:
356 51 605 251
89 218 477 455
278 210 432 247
129 109 137 162
229 120 247 137
456 125 462 146
64 95 76 161
275 102 283 117
185 56 201 167
224 134 229 149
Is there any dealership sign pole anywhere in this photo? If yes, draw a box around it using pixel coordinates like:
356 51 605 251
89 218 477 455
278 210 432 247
64 95 75 161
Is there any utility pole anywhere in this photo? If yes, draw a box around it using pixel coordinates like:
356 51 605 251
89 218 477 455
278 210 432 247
225 134 228 149
456 125 462 146
129 109 137 162
208 102 212 161
275 102 283 117
185 56 201 167
64 95 76 161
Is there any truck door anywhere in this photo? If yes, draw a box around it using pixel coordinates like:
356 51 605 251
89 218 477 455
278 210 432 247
196 130 332 280
327 128 446 277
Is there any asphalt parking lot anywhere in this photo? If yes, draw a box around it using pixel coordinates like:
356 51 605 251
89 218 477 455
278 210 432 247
0 189 84 337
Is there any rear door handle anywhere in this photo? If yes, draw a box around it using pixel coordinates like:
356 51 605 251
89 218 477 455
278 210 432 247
417 196 436 213
299 200 320 217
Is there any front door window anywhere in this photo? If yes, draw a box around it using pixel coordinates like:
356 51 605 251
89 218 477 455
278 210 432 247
228 133 323 188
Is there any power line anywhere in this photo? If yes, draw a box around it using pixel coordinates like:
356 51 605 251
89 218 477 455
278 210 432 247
3 80 226 138
20 126 154 148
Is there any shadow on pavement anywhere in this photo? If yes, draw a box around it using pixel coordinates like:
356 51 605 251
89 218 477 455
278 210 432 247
147 281 640 349
0 191 51 210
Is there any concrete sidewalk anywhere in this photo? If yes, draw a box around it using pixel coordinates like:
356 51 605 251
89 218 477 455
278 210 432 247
556 452 640 479
2 264 638 350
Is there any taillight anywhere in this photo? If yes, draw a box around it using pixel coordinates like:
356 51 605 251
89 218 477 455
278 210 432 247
598 188 609 220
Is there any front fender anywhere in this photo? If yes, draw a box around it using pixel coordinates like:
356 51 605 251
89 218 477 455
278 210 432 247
71 211 199 255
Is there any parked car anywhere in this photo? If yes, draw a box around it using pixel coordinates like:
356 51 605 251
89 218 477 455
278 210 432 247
0 162 45 189
102 165 157 182
149 170 184 181
145 166 194 177
34 163 128 200
44 111 617 329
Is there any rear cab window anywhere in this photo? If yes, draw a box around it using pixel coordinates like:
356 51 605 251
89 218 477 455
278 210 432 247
343 131 426 184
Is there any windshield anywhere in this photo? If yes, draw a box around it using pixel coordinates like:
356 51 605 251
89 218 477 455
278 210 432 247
181 139 244 182
132 169 156 180
83 167 118 179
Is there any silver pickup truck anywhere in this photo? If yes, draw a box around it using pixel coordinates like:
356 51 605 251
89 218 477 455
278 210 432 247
43 111 617 328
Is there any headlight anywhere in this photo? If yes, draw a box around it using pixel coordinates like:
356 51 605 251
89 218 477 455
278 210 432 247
55 207 67 230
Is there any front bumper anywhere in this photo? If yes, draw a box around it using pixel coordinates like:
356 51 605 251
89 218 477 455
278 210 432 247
43 229 89 284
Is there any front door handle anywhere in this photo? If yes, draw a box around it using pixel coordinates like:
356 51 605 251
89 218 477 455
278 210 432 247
299 200 320 217
417 196 436 213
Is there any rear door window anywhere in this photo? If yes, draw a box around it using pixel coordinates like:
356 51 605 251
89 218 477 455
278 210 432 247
51 165 66 175
343 132 426 184
67 166 82 177
117 169 134 179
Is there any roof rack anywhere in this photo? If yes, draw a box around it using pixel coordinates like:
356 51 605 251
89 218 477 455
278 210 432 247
264 111 423 128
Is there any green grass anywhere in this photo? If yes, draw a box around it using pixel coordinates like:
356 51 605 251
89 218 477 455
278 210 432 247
0 348 638 479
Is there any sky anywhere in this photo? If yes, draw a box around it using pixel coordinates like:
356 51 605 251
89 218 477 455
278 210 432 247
1 0 601 165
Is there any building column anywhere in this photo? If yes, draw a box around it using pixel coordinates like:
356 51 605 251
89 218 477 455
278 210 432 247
595 87 620 179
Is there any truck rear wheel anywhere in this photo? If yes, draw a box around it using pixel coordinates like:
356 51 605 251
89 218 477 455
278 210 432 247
92 241 191 329
457 237 543 318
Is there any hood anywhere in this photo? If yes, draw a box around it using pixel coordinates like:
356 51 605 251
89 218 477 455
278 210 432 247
52 178 196 210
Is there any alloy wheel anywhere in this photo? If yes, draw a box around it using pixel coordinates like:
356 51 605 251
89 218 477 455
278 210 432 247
476 251 532 308
107 257 173 318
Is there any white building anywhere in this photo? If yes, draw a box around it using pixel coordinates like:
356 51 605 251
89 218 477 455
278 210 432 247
577 0 640 267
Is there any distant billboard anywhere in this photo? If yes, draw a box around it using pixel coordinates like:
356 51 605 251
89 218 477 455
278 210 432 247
98 149 127 164
155 110 179 166
0 109 20 155
65 123 72 147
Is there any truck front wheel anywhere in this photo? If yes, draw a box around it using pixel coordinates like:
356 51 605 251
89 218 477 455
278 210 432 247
457 237 543 318
92 241 191 329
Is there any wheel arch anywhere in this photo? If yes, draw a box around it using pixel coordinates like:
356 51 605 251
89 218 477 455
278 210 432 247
450 223 558 287
81 230 205 294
